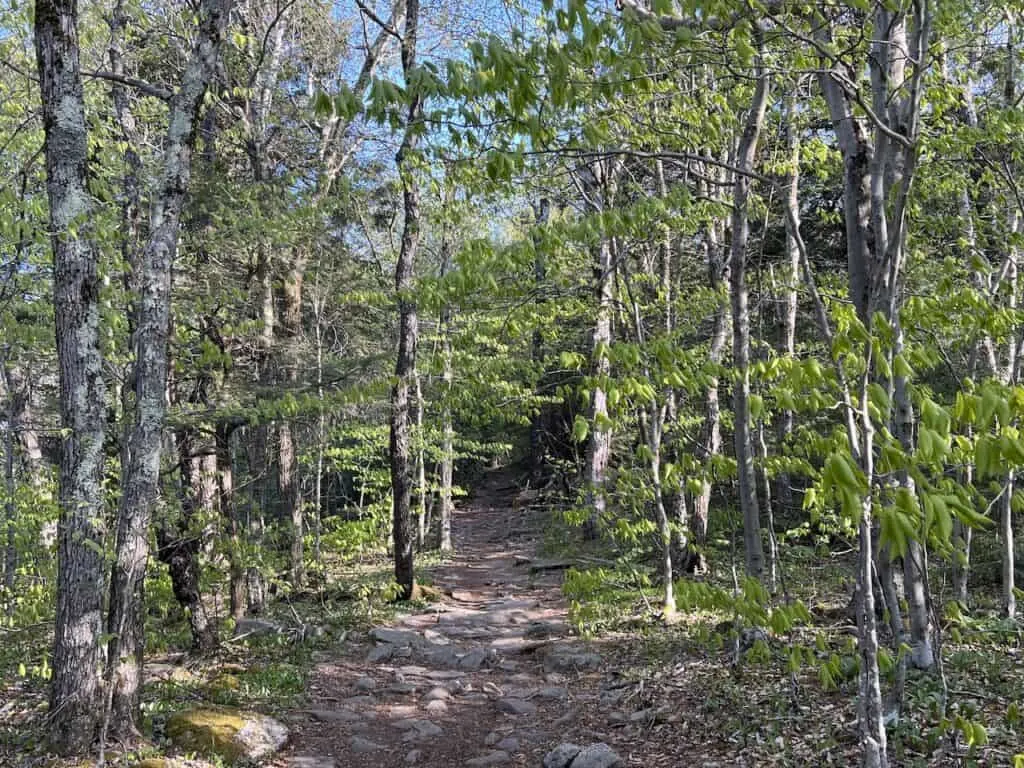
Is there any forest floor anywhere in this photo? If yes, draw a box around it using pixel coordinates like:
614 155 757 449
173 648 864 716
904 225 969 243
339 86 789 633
271 468 694 768
3 470 1023 767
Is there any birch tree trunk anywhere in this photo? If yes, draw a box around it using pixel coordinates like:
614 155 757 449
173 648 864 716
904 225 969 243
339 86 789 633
35 0 108 750
439 234 455 553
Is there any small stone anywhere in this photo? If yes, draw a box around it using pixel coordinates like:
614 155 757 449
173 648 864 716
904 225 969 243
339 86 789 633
458 648 488 671
367 645 393 663
496 698 536 716
484 730 501 746
234 617 282 637
537 686 568 700
406 749 422 764
351 736 384 753
571 743 624 768
424 700 448 714
304 709 363 723
542 743 582 768
288 757 336 768
495 736 519 751
542 649 602 673
341 695 374 707
426 669 464 680
424 628 450 645
607 712 628 725
552 709 576 726
497 659 519 672
388 682 418 694
424 686 451 701
398 665 430 676
370 627 423 645
395 719 443 742
465 751 510 766
354 677 377 692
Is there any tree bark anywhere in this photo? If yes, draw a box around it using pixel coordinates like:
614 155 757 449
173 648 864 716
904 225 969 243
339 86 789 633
35 0 108 751
390 0 423 600
582 236 614 540
105 0 230 734
158 434 217 652
729 59 769 580
439 235 455 553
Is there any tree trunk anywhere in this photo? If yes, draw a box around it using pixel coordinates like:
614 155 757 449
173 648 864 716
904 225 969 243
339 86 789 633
583 236 615 540
35 0 109 751
414 373 427 548
217 424 246 619
776 95 800 517
390 0 423 600
439 238 455 554
279 246 306 591
105 0 230 734
530 197 550 483
1002 471 1017 618
693 218 727 566
158 434 217 652
729 59 769 580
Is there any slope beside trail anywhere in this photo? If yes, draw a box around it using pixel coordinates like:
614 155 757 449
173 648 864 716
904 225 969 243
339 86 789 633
273 470 669 768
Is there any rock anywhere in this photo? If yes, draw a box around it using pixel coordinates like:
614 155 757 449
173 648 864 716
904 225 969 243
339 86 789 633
543 743 582 768
423 628 450 645
525 621 568 639
465 751 510 766
351 736 385 753
303 709 363 723
394 719 443 741
552 709 576 726
367 644 394 663
424 686 451 701
598 689 626 708
423 646 461 668
495 736 520 751
341 695 375 707
497 659 519 672
496 698 536 716
370 627 422 646
458 648 488 671
354 676 377 692
388 682 418 694
484 730 502 745
398 665 430 676
542 649 602 673
166 708 288 762
426 669 464 680
406 749 422 764
288 757 336 768
424 699 448 714
537 686 568 700
571 744 624 768
233 618 282 637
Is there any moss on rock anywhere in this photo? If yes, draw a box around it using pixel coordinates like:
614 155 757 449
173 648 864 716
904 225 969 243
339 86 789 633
165 707 288 763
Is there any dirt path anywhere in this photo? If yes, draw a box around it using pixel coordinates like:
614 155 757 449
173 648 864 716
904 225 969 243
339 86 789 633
274 471 622 768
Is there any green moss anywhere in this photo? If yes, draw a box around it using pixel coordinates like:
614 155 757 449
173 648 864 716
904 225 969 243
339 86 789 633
165 708 249 762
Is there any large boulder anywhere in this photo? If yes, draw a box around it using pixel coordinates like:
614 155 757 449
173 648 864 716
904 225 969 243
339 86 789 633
165 707 288 762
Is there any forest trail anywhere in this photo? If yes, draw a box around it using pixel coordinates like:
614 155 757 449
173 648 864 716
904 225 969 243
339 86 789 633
275 470 627 768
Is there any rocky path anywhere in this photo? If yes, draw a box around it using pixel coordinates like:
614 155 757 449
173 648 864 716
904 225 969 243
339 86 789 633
275 471 632 768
